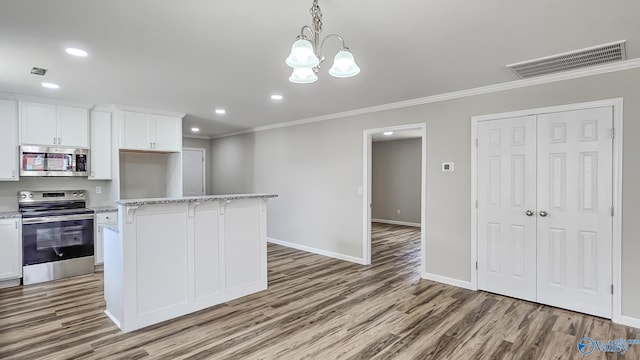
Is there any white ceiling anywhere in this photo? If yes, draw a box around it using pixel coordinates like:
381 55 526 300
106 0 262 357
1 0 638 138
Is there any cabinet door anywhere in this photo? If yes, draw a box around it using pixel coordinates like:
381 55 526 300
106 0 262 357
120 112 151 150
57 106 89 147
89 111 112 180
0 100 19 180
0 219 21 281
152 115 181 152
95 212 118 265
20 102 57 145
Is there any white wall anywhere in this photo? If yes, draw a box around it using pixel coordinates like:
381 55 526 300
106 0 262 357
210 67 640 319
119 152 168 199
372 138 421 224
0 177 111 211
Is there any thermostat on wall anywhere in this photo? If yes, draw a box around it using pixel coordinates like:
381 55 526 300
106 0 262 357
442 162 455 172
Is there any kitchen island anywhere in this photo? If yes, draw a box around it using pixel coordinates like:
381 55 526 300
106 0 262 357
103 193 277 333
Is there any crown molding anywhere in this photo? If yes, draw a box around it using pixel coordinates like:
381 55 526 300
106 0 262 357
212 58 640 140
112 104 186 118
11 93 94 109
183 134 212 140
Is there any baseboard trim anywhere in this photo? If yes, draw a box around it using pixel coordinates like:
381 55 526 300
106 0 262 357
619 315 640 329
267 238 366 265
422 272 475 291
0 278 20 289
372 219 421 228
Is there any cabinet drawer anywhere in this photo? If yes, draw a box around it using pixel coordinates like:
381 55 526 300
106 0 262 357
96 212 117 224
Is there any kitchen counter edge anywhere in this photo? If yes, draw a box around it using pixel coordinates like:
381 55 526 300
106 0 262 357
115 193 278 207
0 211 21 219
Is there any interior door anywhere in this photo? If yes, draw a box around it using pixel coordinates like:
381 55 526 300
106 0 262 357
477 115 537 302
536 107 613 318
183 148 205 196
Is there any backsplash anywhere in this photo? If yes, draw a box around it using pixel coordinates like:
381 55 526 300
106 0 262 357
0 177 111 211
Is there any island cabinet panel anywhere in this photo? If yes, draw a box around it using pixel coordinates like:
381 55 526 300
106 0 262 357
104 195 275 333
194 202 220 300
136 211 188 315
224 202 261 290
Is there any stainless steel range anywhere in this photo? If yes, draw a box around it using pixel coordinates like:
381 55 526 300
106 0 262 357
18 190 95 285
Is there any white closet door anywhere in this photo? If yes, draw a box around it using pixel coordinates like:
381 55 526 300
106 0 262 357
477 115 537 302
536 107 613 318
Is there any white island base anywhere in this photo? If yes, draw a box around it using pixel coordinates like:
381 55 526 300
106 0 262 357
103 194 276 333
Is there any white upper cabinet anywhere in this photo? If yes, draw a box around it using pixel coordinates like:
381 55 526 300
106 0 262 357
57 106 89 147
20 102 57 145
0 99 19 181
119 111 181 152
20 102 88 147
89 111 112 180
152 115 181 152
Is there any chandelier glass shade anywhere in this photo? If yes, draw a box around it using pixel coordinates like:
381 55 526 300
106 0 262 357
286 0 360 84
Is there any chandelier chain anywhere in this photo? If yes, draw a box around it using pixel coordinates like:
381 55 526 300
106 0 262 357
310 0 323 35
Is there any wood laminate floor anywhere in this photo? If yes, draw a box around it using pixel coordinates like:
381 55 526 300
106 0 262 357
0 223 637 359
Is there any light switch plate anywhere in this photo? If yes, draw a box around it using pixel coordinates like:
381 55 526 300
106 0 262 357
442 162 455 172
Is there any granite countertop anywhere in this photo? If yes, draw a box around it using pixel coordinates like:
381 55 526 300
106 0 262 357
89 206 118 213
101 223 119 233
0 211 21 219
115 193 278 207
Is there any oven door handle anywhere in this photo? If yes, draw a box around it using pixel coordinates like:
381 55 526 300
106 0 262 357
22 214 95 224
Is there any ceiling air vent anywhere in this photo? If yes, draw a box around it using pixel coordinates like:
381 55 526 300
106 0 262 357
506 40 626 78
30 67 47 76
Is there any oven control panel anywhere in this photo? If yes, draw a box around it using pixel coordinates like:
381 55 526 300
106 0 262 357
18 190 86 203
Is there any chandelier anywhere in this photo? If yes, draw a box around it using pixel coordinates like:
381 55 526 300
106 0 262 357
285 0 360 84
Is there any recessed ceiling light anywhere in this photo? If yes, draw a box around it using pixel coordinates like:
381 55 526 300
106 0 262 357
271 94 283 100
383 131 394 136
215 109 226 115
65 47 88 57
191 127 200 132
42 82 60 89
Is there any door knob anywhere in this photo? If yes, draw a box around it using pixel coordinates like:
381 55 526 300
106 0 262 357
539 211 548 217
525 210 535 216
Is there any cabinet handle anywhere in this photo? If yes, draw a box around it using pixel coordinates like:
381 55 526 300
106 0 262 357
15 221 18 229
58 137 62 144
53 137 57 144
12 170 15 178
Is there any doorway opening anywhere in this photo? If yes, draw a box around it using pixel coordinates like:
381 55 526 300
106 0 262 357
182 147 206 196
363 123 426 272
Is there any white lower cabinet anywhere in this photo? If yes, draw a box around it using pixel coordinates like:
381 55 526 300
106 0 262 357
95 211 117 265
0 218 22 284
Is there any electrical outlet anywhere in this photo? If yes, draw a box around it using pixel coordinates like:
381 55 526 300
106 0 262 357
396 209 401 215
95 186 102 194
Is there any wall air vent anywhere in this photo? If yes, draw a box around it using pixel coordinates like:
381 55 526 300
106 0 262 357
506 40 626 78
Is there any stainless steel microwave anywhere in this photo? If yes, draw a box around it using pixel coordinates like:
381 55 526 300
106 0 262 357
20 146 89 177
